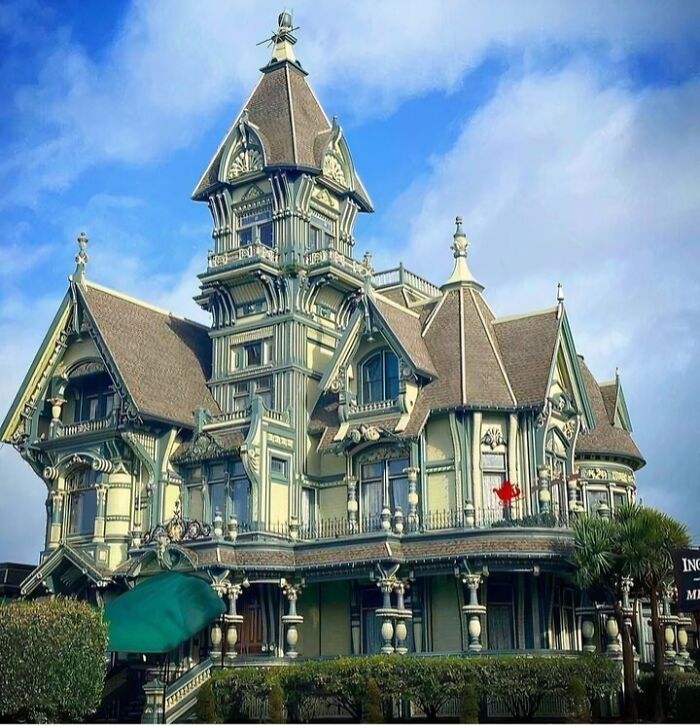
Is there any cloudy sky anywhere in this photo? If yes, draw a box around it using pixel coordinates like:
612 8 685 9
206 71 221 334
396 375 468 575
1 0 699 563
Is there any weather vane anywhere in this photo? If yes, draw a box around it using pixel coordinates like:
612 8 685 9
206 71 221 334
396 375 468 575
257 10 300 48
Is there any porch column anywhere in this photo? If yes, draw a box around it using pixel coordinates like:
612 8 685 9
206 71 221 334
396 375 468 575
620 576 636 656
537 465 551 515
461 574 486 653
404 467 420 531
661 585 679 667
604 612 621 657
393 581 413 655
224 584 244 666
210 618 224 664
141 678 165 724
376 577 397 654
281 580 303 658
677 616 692 669
346 476 358 532
93 480 109 543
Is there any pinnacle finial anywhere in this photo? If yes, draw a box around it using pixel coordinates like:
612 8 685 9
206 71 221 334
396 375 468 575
258 10 300 65
452 216 468 258
443 215 479 288
556 282 565 319
72 231 89 284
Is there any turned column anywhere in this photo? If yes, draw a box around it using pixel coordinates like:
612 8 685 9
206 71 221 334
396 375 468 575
393 581 412 655
281 580 303 658
346 476 358 532
537 465 551 515
376 577 397 654
404 467 420 531
210 619 223 663
224 584 244 666
93 480 109 544
48 487 65 549
461 574 486 652
48 396 66 438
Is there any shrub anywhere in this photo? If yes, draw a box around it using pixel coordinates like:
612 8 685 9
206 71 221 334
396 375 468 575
195 681 218 723
0 598 108 722
211 666 272 722
566 677 590 722
459 683 480 723
268 681 285 723
364 677 383 723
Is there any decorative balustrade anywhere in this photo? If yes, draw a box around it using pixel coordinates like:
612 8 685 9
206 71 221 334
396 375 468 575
55 416 114 438
304 248 369 277
372 266 442 298
163 658 213 722
347 398 398 416
208 243 278 270
208 408 252 424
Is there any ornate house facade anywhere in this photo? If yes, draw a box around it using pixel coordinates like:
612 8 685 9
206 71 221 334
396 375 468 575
3 12 689 718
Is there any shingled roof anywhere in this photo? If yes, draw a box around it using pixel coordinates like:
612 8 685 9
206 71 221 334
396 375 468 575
492 308 560 407
577 359 644 467
599 382 618 424
80 283 219 427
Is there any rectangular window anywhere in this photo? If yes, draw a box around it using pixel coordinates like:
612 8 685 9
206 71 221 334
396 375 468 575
238 227 253 246
67 468 99 536
235 300 267 317
231 462 250 525
244 341 263 367
233 382 249 412
301 487 316 531
259 221 273 248
209 481 226 519
482 451 507 520
237 206 273 248
253 376 273 408
270 456 288 479
613 491 627 511
587 489 609 515
308 226 322 251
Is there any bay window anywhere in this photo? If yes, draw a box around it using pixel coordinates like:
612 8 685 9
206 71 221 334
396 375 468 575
359 456 409 526
66 468 99 536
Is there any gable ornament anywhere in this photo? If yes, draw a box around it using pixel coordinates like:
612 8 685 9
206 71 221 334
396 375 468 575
481 427 506 450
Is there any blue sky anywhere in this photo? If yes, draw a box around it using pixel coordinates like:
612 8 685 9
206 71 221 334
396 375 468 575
1 0 699 563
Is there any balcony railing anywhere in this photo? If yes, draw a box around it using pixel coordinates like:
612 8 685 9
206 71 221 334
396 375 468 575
304 248 369 277
55 415 114 438
208 243 278 270
372 266 442 298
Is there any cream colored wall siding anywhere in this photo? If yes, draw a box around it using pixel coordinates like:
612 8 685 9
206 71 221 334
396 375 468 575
426 471 455 513
320 455 345 477
297 583 321 657
61 338 100 367
164 484 180 520
319 485 347 520
270 481 289 525
430 576 462 652
108 543 128 570
320 581 352 655
104 488 131 538
426 416 454 461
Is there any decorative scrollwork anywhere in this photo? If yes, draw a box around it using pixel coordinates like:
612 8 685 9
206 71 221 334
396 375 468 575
481 426 506 450
143 499 212 547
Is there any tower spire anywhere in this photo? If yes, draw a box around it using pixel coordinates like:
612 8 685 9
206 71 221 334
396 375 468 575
259 11 300 67
71 231 89 285
443 216 479 288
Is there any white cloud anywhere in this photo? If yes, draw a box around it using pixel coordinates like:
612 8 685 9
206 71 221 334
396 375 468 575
382 65 700 535
2 0 699 206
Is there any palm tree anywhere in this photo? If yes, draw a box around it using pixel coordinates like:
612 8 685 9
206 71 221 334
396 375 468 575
571 513 638 720
615 504 690 721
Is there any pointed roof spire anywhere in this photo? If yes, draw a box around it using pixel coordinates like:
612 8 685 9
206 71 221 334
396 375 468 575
443 216 480 289
556 282 564 319
71 232 89 285
259 11 301 70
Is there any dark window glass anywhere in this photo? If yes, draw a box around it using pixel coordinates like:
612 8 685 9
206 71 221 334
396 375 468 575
67 468 98 535
253 376 273 408
362 354 383 403
259 222 273 248
209 481 226 519
239 227 253 246
244 342 262 367
233 382 249 411
270 456 288 478
231 477 249 524
308 226 322 251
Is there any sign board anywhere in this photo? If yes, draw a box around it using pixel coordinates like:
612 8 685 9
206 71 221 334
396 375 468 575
673 548 700 611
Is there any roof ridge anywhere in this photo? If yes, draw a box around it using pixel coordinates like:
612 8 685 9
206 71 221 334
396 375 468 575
85 281 208 330
373 291 421 319
284 64 299 164
469 288 517 405
493 306 558 324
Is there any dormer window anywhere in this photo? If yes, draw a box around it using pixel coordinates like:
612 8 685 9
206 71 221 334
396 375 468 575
68 372 115 423
237 206 273 248
360 350 399 403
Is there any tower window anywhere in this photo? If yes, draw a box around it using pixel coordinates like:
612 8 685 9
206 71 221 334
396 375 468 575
360 350 399 403
244 341 263 367
237 206 273 248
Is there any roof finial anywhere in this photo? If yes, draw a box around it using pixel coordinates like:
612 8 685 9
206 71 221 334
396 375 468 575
72 231 89 284
556 282 564 319
258 10 300 66
443 216 479 288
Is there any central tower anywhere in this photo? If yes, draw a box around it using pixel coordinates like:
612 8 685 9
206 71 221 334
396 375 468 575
191 12 374 528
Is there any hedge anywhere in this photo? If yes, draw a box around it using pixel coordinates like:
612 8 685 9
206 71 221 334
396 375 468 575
638 670 700 723
210 654 620 723
0 597 108 722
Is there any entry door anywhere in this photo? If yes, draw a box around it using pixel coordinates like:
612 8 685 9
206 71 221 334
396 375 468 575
240 596 264 655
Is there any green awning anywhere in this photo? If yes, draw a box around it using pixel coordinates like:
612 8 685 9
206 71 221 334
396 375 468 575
105 572 226 653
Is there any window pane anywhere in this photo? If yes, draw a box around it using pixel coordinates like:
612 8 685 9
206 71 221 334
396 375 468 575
69 488 97 535
308 227 321 251
232 461 246 477
388 458 410 476
482 453 505 469
362 354 383 403
238 227 253 246
231 479 249 524
384 352 399 399
483 471 506 512
104 393 115 418
361 462 383 480
259 222 273 248
245 342 262 367
361 480 383 517
613 492 626 511
270 457 288 478
390 477 409 515
301 488 315 527
209 482 226 519
587 489 609 514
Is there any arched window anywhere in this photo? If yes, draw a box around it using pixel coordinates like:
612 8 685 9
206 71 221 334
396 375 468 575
66 467 98 536
360 350 399 403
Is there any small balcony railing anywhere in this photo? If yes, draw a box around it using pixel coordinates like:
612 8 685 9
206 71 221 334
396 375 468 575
304 248 369 278
207 243 278 270
54 415 114 438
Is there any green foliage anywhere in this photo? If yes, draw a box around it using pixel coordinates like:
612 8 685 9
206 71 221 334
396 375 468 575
363 677 383 724
637 670 700 723
566 677 590 723
195 681 218 723
268 681 285 723
209 654 619 723
491 513 557 529
0 597 108 723
459 683 480 723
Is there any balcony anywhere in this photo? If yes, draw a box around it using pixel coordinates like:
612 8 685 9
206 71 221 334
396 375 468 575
304 248 369 278
207 243 278 272
54 415 115 439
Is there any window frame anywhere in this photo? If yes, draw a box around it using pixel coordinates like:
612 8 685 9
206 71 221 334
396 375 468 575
359 349 400 404
236 205 274 249
359 456 410 524
66 467 99 537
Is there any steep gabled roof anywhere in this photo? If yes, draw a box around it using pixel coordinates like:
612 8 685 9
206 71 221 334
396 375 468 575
422 288 516 409
492 308 560 407
577 359 644 467
80 283 219 427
